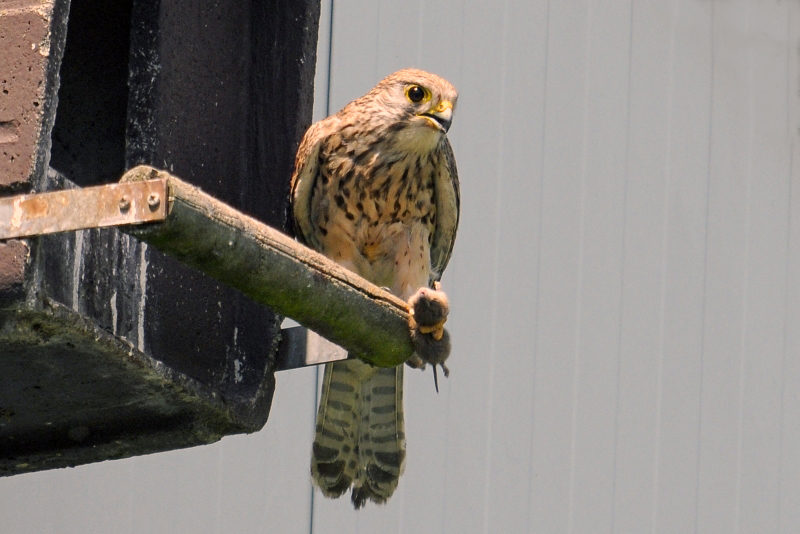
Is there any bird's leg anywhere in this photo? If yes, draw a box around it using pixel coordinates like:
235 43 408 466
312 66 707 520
407 282 451 385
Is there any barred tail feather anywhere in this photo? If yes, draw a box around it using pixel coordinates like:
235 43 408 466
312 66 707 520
351 365 405 508
311 359 406 508
311 360 362 497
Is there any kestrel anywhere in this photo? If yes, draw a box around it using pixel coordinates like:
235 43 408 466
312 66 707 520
290 68 459 508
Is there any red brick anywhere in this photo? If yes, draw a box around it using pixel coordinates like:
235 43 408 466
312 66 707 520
0 2 54 188
0 239 28 298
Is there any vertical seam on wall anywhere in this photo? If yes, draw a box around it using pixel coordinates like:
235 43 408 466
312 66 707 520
309 2 335 532
694 2 715 530
776 9 796 531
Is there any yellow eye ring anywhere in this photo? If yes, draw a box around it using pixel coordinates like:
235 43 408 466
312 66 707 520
405 84 429 103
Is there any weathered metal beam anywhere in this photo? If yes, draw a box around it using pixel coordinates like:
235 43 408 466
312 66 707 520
0 180 167 239
120 165 414 368
0 166 414 368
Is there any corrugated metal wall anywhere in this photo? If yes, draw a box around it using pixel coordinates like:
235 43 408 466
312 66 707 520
2 0 799 532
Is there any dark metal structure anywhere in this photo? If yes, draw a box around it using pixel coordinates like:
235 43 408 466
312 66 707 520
0 0 320 476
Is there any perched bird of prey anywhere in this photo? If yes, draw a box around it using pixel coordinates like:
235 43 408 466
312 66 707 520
290 68 459 508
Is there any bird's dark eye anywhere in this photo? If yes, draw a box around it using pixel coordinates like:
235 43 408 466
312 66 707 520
406 85 426 103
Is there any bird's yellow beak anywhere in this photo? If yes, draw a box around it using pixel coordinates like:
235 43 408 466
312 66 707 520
421 100 454 133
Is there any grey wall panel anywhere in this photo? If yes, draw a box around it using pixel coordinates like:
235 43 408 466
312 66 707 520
697 6 792 534
313 1 800 533
613 2 710 533
644 4 711 533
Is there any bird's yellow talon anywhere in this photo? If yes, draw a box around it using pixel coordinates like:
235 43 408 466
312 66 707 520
418 318 447 338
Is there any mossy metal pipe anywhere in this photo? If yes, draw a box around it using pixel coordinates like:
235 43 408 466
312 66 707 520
120 165 414 367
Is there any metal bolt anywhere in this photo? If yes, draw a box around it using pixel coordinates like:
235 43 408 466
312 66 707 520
147 192 161 210
118 195 131 211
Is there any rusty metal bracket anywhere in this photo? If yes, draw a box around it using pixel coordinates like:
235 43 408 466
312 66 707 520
0 179 167 240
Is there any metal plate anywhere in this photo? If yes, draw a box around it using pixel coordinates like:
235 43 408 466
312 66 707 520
0 179 167 239
275 326 349 371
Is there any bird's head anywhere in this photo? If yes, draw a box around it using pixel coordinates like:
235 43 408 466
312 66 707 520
369 68 458 136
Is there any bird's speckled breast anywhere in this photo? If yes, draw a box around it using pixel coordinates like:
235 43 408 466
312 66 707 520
308 125 447 291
